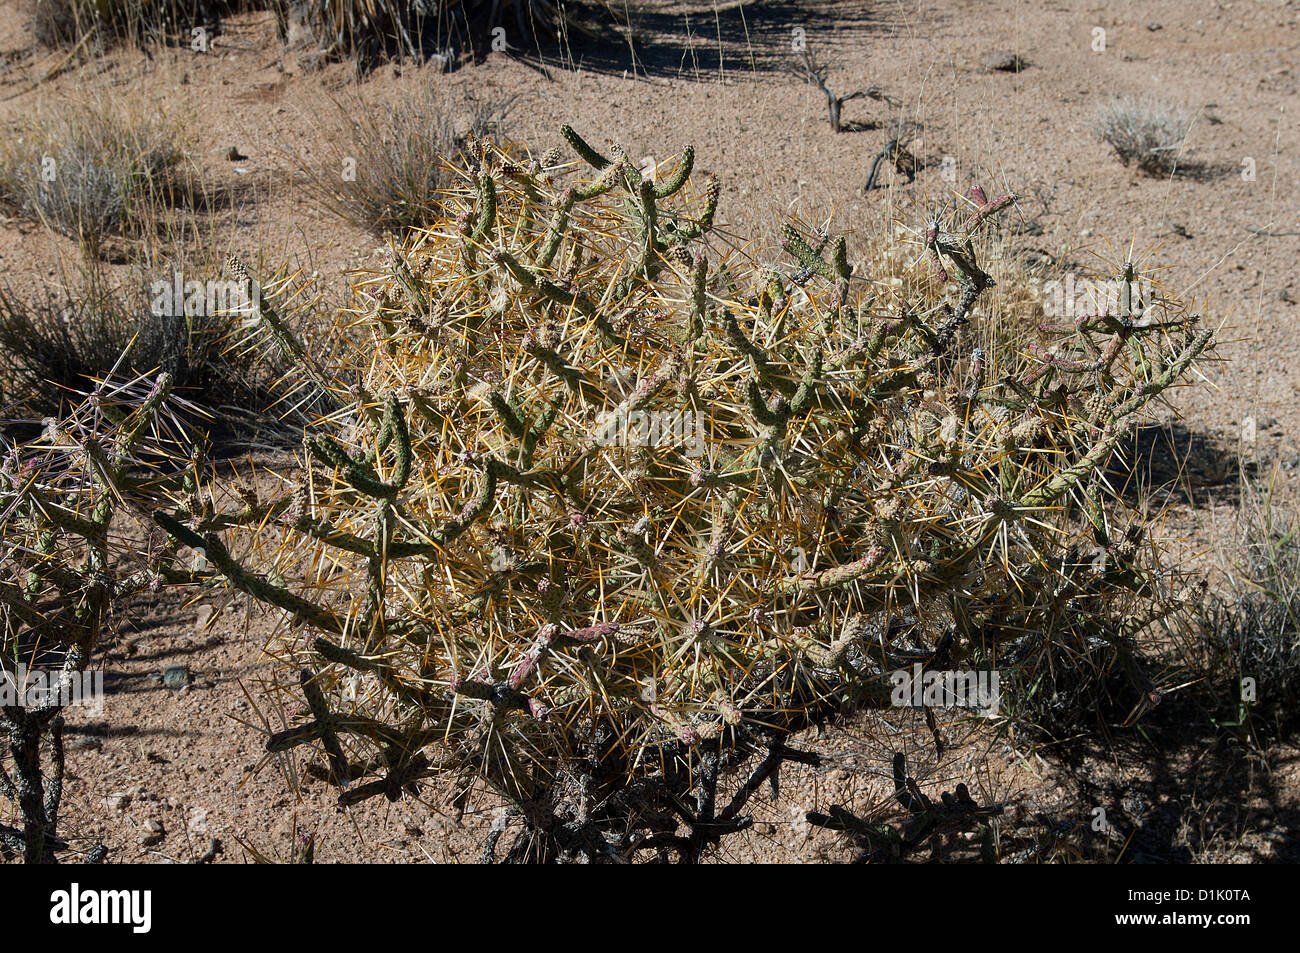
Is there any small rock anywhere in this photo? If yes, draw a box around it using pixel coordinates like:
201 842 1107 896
103 792 131 811
70 736 103 753
163 666 191 690
139 829 164 847
980 51 1029 73
1148 22 1163 31
143 819 164 834
189 808 209 835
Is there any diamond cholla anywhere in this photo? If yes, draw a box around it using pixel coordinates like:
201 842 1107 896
156 127 1212 836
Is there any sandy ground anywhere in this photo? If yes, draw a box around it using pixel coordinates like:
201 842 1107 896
1 0 1298 862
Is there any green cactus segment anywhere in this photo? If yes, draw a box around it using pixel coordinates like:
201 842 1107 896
654 145 694 199
164 133 1211 821
154 511 344 636
560 124 611 170
468 174 497 245
781 224 835 280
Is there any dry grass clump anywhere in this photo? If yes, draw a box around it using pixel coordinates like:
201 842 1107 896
0 102 202 258
277 1 613 69
0 256 317 445
24 0 239 49
25 1 617 65
1093 96 1193 176
292 85 513 237
1198 478 1300 738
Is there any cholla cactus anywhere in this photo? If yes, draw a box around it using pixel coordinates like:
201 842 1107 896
1 373 181 863
156 128 1212 861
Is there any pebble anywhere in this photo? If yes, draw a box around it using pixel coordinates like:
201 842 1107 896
163 666 191 690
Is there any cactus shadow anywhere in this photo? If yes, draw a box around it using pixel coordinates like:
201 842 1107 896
1107 421 1246 507
1045 696 1300 862
1167 158 1242 182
